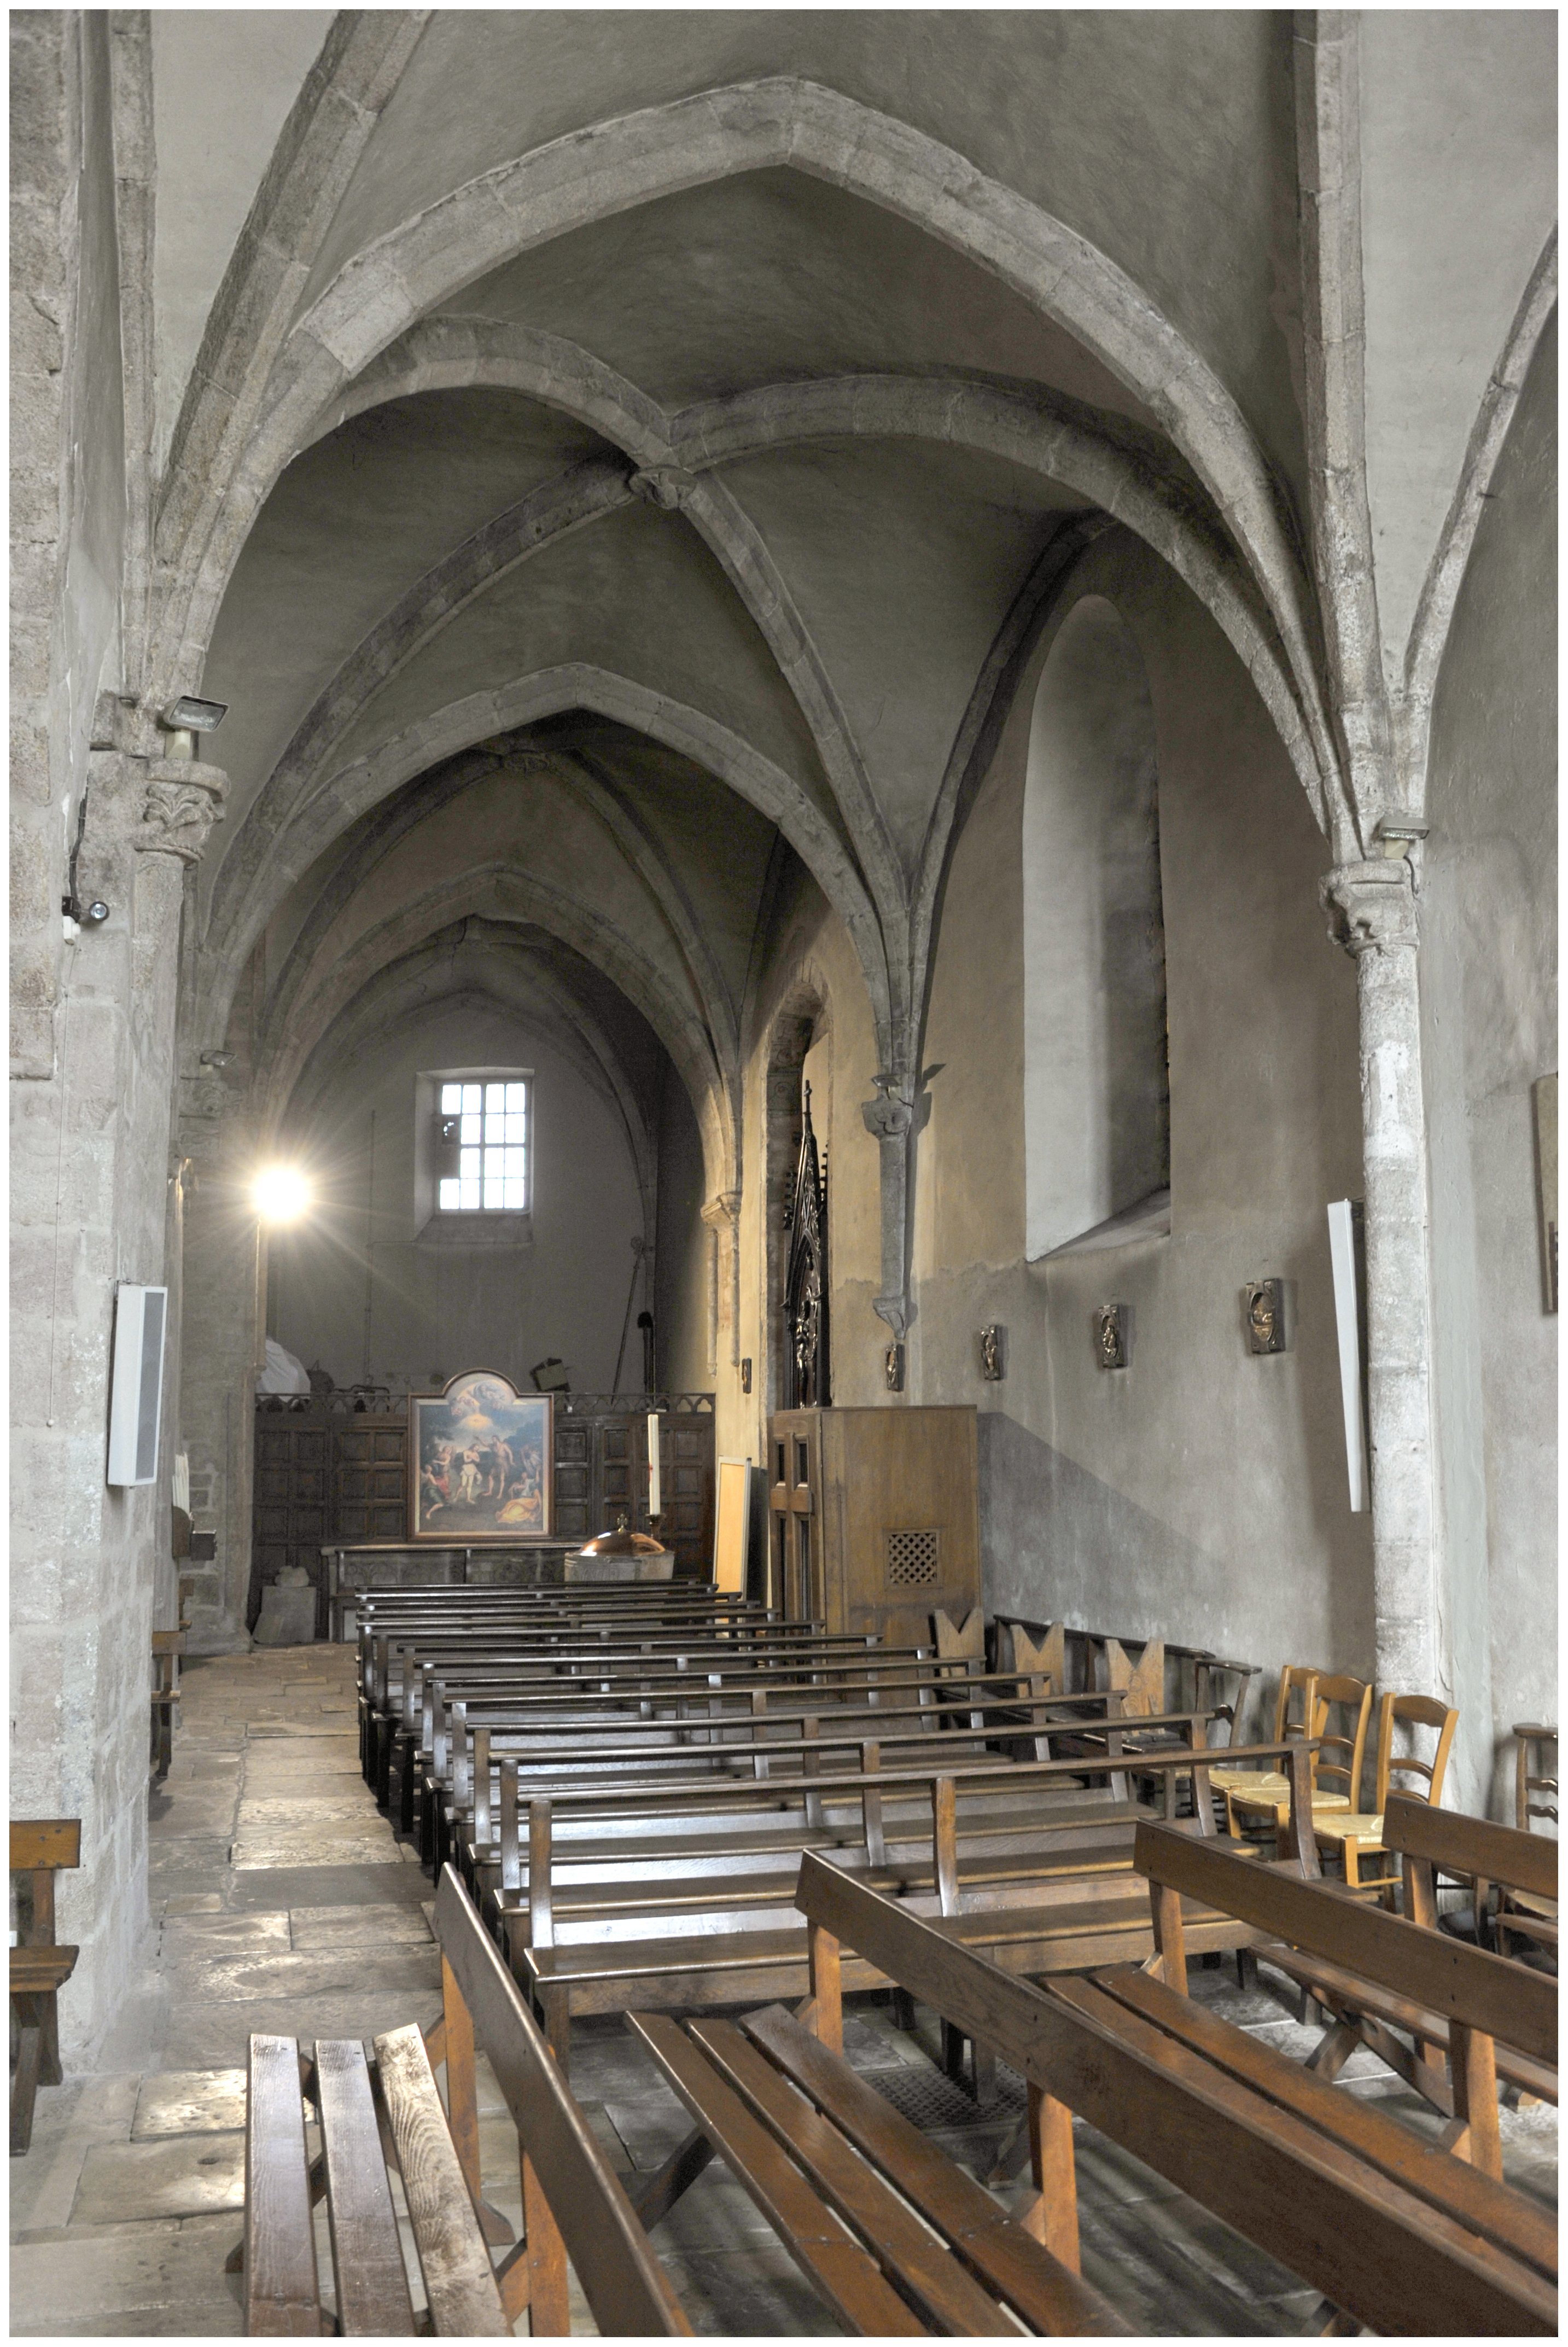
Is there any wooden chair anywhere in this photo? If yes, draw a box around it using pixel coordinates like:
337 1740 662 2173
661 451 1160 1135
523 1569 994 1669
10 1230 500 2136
1211 1663 1320 1831
237 1866 687 2336
10 1819 81 2156
1313 1691 1459 1895
1496 1722 1558 1959
1228 1672 1372 1848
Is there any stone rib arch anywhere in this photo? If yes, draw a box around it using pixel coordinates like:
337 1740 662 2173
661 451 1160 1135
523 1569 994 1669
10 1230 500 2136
207 348 1334 1073
151 75 1340 836
259 866 737 1204
201 665 893 1070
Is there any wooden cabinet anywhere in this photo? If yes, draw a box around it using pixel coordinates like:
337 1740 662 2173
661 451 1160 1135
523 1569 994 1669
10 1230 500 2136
766 1406 981 1649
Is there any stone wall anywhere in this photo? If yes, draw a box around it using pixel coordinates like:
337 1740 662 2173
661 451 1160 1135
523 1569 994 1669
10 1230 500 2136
9 14 185 2058
913 529 1371 1728
1421 315 1558 1815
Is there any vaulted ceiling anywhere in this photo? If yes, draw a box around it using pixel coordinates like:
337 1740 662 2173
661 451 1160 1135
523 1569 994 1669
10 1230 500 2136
154 11 1553 1197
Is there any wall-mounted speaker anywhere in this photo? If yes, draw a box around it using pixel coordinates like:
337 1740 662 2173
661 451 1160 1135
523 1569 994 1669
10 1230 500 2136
107 1284 167 1487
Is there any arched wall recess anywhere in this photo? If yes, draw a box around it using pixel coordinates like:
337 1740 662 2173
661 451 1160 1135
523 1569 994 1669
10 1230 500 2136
1023 594 1169 1261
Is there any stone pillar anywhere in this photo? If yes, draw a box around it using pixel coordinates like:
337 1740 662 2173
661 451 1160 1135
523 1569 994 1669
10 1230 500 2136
10 743 225 2051
1320 858 1443 1698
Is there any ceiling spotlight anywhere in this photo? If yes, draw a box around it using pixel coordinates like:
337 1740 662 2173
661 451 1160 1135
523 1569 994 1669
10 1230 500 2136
252 1166 312 1225
162 696 228 733
200 1049 236 1069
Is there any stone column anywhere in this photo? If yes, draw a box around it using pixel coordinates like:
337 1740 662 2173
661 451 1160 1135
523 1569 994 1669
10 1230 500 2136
1320 857 1442 1698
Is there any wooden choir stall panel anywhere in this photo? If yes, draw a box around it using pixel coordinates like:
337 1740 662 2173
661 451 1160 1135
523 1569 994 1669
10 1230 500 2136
766 1405 981 1648
552 1395 715 1576
252 1406 410 1637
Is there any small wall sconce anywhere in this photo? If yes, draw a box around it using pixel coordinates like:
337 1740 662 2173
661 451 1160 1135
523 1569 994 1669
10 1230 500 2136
979 1325 1005 1381
740 1358 753 1394
884 1342 905 1393
1094 1303 1130 1370
1244 1279 1290 1354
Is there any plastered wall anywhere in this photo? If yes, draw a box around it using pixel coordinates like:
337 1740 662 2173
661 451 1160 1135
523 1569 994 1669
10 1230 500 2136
268 999 646 1398
1421 316 1558 1816
913 530 1372 1723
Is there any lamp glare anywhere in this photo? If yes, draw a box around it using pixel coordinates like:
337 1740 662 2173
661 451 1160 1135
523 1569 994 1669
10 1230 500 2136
253 1166 312 1225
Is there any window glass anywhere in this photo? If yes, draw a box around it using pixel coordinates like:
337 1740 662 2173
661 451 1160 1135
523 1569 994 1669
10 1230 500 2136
438 1075 529 1212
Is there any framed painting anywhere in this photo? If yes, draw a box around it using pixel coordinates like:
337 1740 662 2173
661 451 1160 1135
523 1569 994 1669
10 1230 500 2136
409 1370 553 1541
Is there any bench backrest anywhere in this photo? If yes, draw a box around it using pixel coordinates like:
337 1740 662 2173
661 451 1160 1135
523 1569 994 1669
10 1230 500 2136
1133 1818 1557 2065
791 1850 1554 2337
10 1819 80 1947
1384 1791 1558 1907
433 1865 688 2336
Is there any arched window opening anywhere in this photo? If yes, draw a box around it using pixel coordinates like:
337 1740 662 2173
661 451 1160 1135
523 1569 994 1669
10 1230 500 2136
1023 595 1169 1260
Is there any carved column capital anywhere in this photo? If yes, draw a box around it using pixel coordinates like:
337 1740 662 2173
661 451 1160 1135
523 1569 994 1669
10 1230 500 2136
699 1189 741 1231
137 758 228 863
1319 857 1418 957
859 1077 916 1143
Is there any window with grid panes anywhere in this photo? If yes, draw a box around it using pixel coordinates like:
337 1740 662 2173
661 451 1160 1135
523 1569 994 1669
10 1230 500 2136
438 1079 530 1212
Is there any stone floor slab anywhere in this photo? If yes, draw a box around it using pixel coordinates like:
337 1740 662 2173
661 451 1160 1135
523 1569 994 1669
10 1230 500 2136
132 2071 248 2140
72 2136 246 2224
288 1904 433 1948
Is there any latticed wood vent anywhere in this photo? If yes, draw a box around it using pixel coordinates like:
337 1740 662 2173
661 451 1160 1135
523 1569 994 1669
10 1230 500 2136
885 1527 941 1586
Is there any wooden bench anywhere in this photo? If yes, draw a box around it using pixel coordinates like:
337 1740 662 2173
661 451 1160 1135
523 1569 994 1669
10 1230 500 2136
508 1739 1304 2081
790 1845 1558 2335
240 1866 688 2336
151 1629 185 1779
10 1818 80 2156
1132 1802 1559 2170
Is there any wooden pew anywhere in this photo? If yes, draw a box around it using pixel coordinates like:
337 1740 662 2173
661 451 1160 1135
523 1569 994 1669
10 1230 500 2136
10 1819 80 2156
508 1739 1302 2080
240 1866 688 2336
789 1845 1557 2336
1132 1804 1559 2171
435 1673 1122 1881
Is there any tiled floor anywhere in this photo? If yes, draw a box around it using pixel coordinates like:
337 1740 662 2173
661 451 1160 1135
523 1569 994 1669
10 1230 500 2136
10 1645 1558 2336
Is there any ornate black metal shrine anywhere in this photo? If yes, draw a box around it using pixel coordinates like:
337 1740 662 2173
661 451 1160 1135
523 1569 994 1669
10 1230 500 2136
784 1082 830 1408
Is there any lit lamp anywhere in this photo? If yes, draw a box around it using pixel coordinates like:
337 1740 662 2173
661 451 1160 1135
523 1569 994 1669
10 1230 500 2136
250 1164 313 1400
252 1166 312 1226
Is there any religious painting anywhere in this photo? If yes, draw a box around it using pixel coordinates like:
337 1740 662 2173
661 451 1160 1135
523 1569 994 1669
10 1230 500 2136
409 1370 552 1541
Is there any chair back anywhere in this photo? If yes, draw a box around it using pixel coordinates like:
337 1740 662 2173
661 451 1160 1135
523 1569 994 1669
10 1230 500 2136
1513 1722 1558 1834
1311 1674 1373 1808
1372 1692 1459 1812
1270 1663 1322 1747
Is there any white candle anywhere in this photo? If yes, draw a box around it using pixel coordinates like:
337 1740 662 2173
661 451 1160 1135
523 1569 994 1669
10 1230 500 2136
648 1411 661 1519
